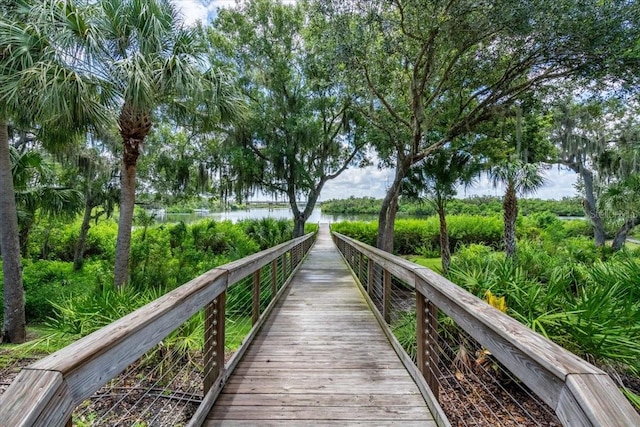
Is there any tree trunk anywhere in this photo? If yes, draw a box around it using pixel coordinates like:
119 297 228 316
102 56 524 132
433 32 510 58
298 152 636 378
503 181 518 259
580 167 606 247
0 120 26 343
376 161 410 252
611 217 640 251
293 215 305 238
73 192 93 271
18 215 33 258
437 204 450 275
114 105 149 288
114 140 141 288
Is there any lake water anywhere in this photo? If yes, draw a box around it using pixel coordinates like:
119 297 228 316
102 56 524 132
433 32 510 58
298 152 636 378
152 207 377 224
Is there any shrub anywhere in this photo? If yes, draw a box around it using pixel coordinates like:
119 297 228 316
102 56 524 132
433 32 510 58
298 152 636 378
331 216 503 255
240 218 294 250
449 241 640 371
5 260 110 322
563 219 593 238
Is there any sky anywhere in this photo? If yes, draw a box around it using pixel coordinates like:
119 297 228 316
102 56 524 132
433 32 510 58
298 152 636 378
171 0 580 201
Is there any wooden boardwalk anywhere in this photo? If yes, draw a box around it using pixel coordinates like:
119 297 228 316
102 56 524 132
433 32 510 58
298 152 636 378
204 224 435 426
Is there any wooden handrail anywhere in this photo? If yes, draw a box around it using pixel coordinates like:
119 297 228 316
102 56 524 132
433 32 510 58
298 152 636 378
332 231 640 427
0 232 315 427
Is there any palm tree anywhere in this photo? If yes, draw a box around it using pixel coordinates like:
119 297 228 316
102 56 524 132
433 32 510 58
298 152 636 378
78 0 211 287
491 159 545 258
0 4 104 342
10 147 84 258
403 147 483 274
7 1 241 291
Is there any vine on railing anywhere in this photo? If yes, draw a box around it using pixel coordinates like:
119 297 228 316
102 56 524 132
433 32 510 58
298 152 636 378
333 231 640 427
0 233 314 427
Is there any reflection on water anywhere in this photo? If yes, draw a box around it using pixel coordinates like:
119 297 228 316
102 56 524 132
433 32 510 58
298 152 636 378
151 207 376 224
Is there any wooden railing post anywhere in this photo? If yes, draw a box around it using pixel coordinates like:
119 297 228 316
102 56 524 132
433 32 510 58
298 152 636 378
383 269 391 324
252 270 261 324
350 245 355 267
367 259 374 295
204 292 226 394
417 291 439 399
271 258 278 297
358 253 364 283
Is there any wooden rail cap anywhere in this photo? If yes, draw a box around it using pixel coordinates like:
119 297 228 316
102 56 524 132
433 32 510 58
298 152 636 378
332 231 640 427
0 232 315 427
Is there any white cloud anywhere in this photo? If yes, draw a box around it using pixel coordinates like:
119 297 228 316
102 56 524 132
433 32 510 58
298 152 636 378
321 166 394 201
173 0 297 25
322 165 578 201
172 1 210 25
458 167 578 200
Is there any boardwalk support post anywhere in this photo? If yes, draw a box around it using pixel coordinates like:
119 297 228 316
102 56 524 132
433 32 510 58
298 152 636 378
204 293 226 394
417 290 439 399
383 269 391 324
367 259 374 295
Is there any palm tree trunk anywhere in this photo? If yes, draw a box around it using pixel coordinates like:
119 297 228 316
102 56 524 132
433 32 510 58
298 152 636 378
437 204 451 275
0 120 26 343
114 136 142 288
611 217 640 251
503 181 518 259
74 192 93 271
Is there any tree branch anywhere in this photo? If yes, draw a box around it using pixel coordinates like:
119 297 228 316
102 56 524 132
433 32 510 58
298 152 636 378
361 61 412 129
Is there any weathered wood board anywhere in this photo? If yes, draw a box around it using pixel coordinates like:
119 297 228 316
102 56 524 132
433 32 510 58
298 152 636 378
205 224 435 425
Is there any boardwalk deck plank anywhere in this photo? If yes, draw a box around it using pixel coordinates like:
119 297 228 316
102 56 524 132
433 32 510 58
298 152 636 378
205 224 434 425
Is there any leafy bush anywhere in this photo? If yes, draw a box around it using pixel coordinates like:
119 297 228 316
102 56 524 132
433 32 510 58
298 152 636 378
240 218 294 250
563 219 594 238
330 221 377 246
47 286 155 337
28 218 118 262
332 216 503 255
449 242 640 371
13 260 109 322
321 196 584 217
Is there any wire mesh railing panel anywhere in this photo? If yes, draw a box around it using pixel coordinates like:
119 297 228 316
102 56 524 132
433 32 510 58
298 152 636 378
389 275 417 361
1 234 318 427
259 264 274 313
431 310 561 427
369 264 384 314
334 236 562 427
73 312 204 426
225 276 254 358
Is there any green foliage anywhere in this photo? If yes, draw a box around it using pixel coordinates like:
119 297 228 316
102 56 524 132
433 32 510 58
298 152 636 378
322 196 585 217
449 242 640 371
46 286 156 337
392 311 417 361
0 260 109 322
332 216 503 255
330 221 378 246
304 222 319 234
240 218 294 250
28 218 118 262
3 216 297 335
